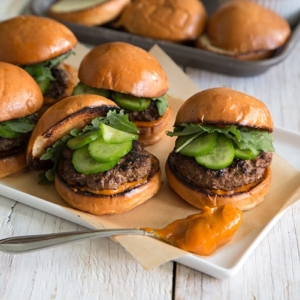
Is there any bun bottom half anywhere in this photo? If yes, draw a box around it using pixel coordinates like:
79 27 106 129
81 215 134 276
165 159 272 211
136 105 171 146
55 163 162 215
0 152 27 178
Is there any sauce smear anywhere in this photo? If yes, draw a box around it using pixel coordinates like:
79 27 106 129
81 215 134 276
144 204 243 256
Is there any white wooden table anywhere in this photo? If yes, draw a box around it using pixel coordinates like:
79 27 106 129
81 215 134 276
1 3 300 300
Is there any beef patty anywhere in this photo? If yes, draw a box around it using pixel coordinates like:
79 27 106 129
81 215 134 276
58 141 160 191
168 151 273 191
125 100 160 122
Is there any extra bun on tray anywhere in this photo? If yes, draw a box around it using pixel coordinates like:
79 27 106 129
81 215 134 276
115 0 207 42
0 15 78 107
26 94 162 215
196 0 291 60
73 42 171 146
0 62 43 178
165 87 275 211
47 0 131 26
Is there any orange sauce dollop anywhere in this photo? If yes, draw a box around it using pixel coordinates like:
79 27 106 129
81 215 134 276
146 204 243 256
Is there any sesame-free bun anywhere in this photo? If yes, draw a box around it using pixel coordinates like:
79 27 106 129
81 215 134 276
196 0 291 60
115 0 207 42
174 87 274 132
0 15 77 65
26 94 119 169
165 161 272 211
47 0 131 26
0 62 43 178
78 42 169 98
0 62 43 122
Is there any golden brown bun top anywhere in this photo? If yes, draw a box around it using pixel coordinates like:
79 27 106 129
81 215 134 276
27 94 119 165
47 0 131 26
206 0 291 53
0 62 43 122
175 87 274 132
78 42 169 98
115 0 207 42
0 15 77 65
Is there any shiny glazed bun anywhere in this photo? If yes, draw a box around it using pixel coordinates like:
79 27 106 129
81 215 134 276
47 0 131 26
166 87 274 211
77 42 170 146
0 62 43 178
115 0 207 42
26 94 162 215
27 94 119 166
0 15 77 65
175 87 274 132
196 0 291 60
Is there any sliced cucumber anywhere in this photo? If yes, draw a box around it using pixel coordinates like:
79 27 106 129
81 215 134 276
111 92 151 111
72 145 119 174
88 137 132 162
67 130 101 150
176 132 219 156
100 123 138 143
195 136 235 170
72 82 110 97
235 148 259 160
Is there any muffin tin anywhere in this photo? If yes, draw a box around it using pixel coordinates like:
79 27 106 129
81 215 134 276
30 0 300 77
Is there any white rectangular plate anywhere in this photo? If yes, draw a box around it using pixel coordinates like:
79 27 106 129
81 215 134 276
0 126 299 279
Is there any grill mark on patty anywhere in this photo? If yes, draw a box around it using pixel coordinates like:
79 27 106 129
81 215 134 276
58 141 159 191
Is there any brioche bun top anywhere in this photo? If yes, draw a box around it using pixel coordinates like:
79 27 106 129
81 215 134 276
78 42 169 98
115 0 207 42
205 0 291 54
47 0 131 26
26 94 119 168
0 62 43 122
0 15 77 65
175 87 273 132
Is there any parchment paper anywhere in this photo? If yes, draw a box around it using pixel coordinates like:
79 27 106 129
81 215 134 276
1 43 300 270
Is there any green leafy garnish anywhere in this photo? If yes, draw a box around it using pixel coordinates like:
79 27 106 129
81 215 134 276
167 124 275 154
23 51 73 94
153 95 169 116
38 110 138 183
0 116 37 138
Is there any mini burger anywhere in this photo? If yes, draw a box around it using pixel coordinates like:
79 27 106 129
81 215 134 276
114 0 207 43
47 0 131 26
26 94 161 215
196 0 291 60
0 62 43 178
165 87 274 211
72 42 171 146
0 15 78 106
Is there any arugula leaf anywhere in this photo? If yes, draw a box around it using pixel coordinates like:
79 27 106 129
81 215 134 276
167 124 274 154
153 95 169 116
22 51 73 93
0 116 36 138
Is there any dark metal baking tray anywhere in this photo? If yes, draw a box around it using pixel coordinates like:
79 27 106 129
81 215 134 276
30 0 300 77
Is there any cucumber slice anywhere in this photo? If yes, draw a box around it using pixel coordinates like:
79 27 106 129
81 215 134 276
100 123 138 143
195 136 235 170
235 148 259 160
111 92 151 111
72 82 110 97
67 130 101 150
88 137 132 162
176 132 218 156
72 145 119 174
